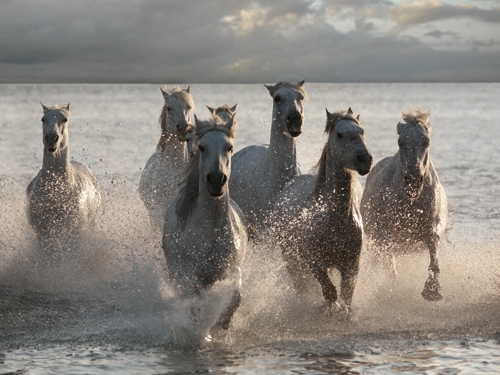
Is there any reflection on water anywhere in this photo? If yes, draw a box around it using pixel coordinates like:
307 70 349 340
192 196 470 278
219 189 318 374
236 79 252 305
1 340 499 374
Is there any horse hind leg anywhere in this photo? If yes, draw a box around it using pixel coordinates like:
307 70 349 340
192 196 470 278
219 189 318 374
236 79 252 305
421 236 443 301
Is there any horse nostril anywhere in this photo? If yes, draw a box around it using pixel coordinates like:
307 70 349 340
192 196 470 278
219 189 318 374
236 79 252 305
419 176 423 183
222 175 227 185
356 155 364 163
207 174 212 184
54 135 59 142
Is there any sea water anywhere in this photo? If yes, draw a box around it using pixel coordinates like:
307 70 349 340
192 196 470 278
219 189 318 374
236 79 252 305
0 83 499 374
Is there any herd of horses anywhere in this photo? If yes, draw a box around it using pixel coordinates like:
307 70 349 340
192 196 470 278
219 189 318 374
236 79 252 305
25 81 448 333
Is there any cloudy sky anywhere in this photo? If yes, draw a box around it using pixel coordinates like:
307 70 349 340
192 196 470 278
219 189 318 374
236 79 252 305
1 0 499 83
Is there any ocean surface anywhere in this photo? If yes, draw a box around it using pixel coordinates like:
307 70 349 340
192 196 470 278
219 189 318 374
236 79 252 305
0 83 499 374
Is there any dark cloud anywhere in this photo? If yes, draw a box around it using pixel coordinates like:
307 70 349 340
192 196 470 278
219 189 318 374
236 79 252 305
424 30 460 39
0 0 498 83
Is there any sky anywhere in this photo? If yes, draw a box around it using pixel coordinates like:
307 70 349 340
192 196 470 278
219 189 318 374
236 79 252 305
0 0 499 83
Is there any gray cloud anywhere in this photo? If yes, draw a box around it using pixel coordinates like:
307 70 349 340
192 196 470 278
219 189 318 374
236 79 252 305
0 0 498 83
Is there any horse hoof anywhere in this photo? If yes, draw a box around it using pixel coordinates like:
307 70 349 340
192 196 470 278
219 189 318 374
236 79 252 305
421 277 443 301
324 302 351 322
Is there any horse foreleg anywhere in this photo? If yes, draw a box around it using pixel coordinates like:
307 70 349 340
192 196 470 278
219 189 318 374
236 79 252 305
309 263 337 305
339 264 359 309
215 290 241 330
421 236 442 301
282 249 311 294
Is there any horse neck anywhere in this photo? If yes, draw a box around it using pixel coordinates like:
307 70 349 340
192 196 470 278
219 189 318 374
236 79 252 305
41 143 72 180
156 109 187 161
317 149 358 213
197 177 230 228
265 107 298 182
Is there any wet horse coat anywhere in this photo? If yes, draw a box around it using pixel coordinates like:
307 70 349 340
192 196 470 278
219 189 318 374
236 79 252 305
27 103 101 252
139 86 194 229
273 108 372 312
361 108 448 301
162 115 247 329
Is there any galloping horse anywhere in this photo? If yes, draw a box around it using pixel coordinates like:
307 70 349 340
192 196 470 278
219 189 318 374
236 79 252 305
361 108 448 301
27 103 101 253
163 114 247 330
274 108 372 315
139 86 194 229
229 81 306 236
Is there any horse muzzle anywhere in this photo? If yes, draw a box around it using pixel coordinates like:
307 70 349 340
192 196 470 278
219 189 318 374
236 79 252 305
176 122 192 142
286 112 303 138
355 152 373 176
206 171 228 198
404 175 424 199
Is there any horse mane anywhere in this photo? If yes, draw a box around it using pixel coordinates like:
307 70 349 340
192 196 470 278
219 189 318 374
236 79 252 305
402 107 432 133
45 104 71 117
266 81 308 100
175 117 235 230
324 109 360 133
157 86 195 151
313 109 361 197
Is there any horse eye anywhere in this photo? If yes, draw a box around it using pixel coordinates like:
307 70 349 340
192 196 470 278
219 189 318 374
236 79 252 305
167 107 172 112
337 133 343 139
62 118 68 123
41 118 45 123
300 95 304 101
274 95 281 102
228 146 233 153
198 145 205 152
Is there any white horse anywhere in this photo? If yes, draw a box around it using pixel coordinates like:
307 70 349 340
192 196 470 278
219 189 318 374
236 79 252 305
185 104 238 159
361 108 448 301
26 103 101 253
273 108 372 314
139 86 194 229
163 114 247 330
229 81 306 235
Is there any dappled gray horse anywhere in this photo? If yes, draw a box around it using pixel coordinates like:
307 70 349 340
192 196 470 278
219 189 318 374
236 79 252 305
274 108 372 314
27 103 101 253
229 81 306 235
163 114 247 330
361 108 448 301
139 86 194 229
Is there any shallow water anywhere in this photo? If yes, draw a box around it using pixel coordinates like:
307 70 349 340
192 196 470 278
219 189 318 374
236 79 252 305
1 83 500 373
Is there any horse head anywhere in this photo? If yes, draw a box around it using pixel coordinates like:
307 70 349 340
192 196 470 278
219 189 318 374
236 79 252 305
40 102 70 154
207 104 237 124
195 114 236 198
325 107 372 176
397 108 432 199
160 86 194 142
265 81 306 138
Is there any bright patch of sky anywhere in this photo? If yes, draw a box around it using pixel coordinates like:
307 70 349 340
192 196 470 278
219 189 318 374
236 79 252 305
322 0 500 51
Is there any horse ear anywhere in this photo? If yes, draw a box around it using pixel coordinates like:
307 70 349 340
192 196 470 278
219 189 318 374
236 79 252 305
348 107 353 115
194 114 202 127
206 105 215 115
224 113 237 134
264 84 275 97
160 87 169 100
185 86 190 94
325 108 335 132
41 102 50 113
65 103 70 111
297 79 305 87
356 114 360 121
230 104 237 112
397 122 406 134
